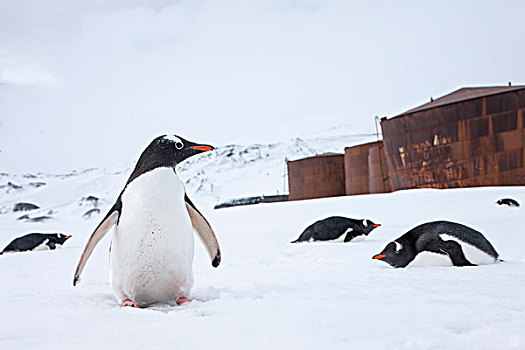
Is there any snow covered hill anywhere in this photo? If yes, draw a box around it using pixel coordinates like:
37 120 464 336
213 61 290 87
1 131 524 349
179 130 375 201
0 127 376 217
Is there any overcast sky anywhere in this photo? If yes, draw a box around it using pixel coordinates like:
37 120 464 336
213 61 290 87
1 0 524 172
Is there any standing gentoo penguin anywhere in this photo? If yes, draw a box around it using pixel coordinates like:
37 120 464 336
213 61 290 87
372 220 500 268
73 135 221 308
291 216 381 243
1 233 71 254
496 198 519 207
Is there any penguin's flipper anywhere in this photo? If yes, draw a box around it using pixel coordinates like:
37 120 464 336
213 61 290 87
73 209 119 286
439 240 476 266
417 233 475 267
185 196 221 267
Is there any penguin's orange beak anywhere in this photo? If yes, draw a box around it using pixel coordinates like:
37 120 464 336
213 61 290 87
373 254 386 260
66 235 72 239
190 145 214 152
373 224 381 228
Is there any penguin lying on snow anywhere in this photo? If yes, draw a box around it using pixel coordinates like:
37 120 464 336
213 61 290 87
291 216 381 243
372 221 500 268
1 233 71 254
496 198 519 207
74 135 221 308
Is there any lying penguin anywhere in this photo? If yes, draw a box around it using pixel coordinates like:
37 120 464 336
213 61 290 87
372 220 500 268
496 198 519 207
291 216 381 243
73 135 221 308
1 233 71 254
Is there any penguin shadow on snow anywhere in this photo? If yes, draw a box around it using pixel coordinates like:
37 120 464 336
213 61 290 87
120 288 225 313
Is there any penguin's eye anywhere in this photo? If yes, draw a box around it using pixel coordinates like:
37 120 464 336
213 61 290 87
175 141 184 150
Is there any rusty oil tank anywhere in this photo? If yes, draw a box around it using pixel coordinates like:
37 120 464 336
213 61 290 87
287 153 345 201
380 86 525 191
368 142 392 193
344 141 379 195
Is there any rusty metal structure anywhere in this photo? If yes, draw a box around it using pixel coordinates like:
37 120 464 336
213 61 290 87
367 141 392 193
344 141 378 195
286 85 525 200
380 85 525 190
287 153 345 200
343 141 392 195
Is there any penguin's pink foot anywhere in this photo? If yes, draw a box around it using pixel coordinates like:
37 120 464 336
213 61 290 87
176 297 192 306
121 299 140 308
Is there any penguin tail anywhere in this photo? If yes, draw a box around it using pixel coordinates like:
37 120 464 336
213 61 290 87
290 239 300 244
497 258 505 263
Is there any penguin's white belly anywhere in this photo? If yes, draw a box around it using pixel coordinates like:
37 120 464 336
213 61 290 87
109 168 194 305
407 234 496 267
407 251 453 267
325 228 360 243
33 239 50 251
324 231 348 243
349 234 365 242
439 234 496 265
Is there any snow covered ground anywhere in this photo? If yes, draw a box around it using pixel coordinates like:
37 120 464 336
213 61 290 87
1 140 524 349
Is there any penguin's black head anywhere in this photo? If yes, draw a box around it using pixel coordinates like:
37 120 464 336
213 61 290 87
131 135 214 179
52 233 72 245
372 241 413 268
154 135 214 165
360 219 381 235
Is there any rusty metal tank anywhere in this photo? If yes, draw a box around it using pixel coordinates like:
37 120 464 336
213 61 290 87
344 141 378 195
368 142 392 193
287 153 345 200
380 86 525 191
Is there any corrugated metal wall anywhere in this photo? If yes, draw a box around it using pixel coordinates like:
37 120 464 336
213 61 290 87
381 89 525 190
287 154 345 200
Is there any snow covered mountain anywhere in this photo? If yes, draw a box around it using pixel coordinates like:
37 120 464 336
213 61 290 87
179 129 376 201
0 127 376 222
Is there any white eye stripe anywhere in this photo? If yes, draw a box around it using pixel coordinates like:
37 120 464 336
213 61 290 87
163 135 182 144
362 220 368 227
394 241 403 252
163 135 184 149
